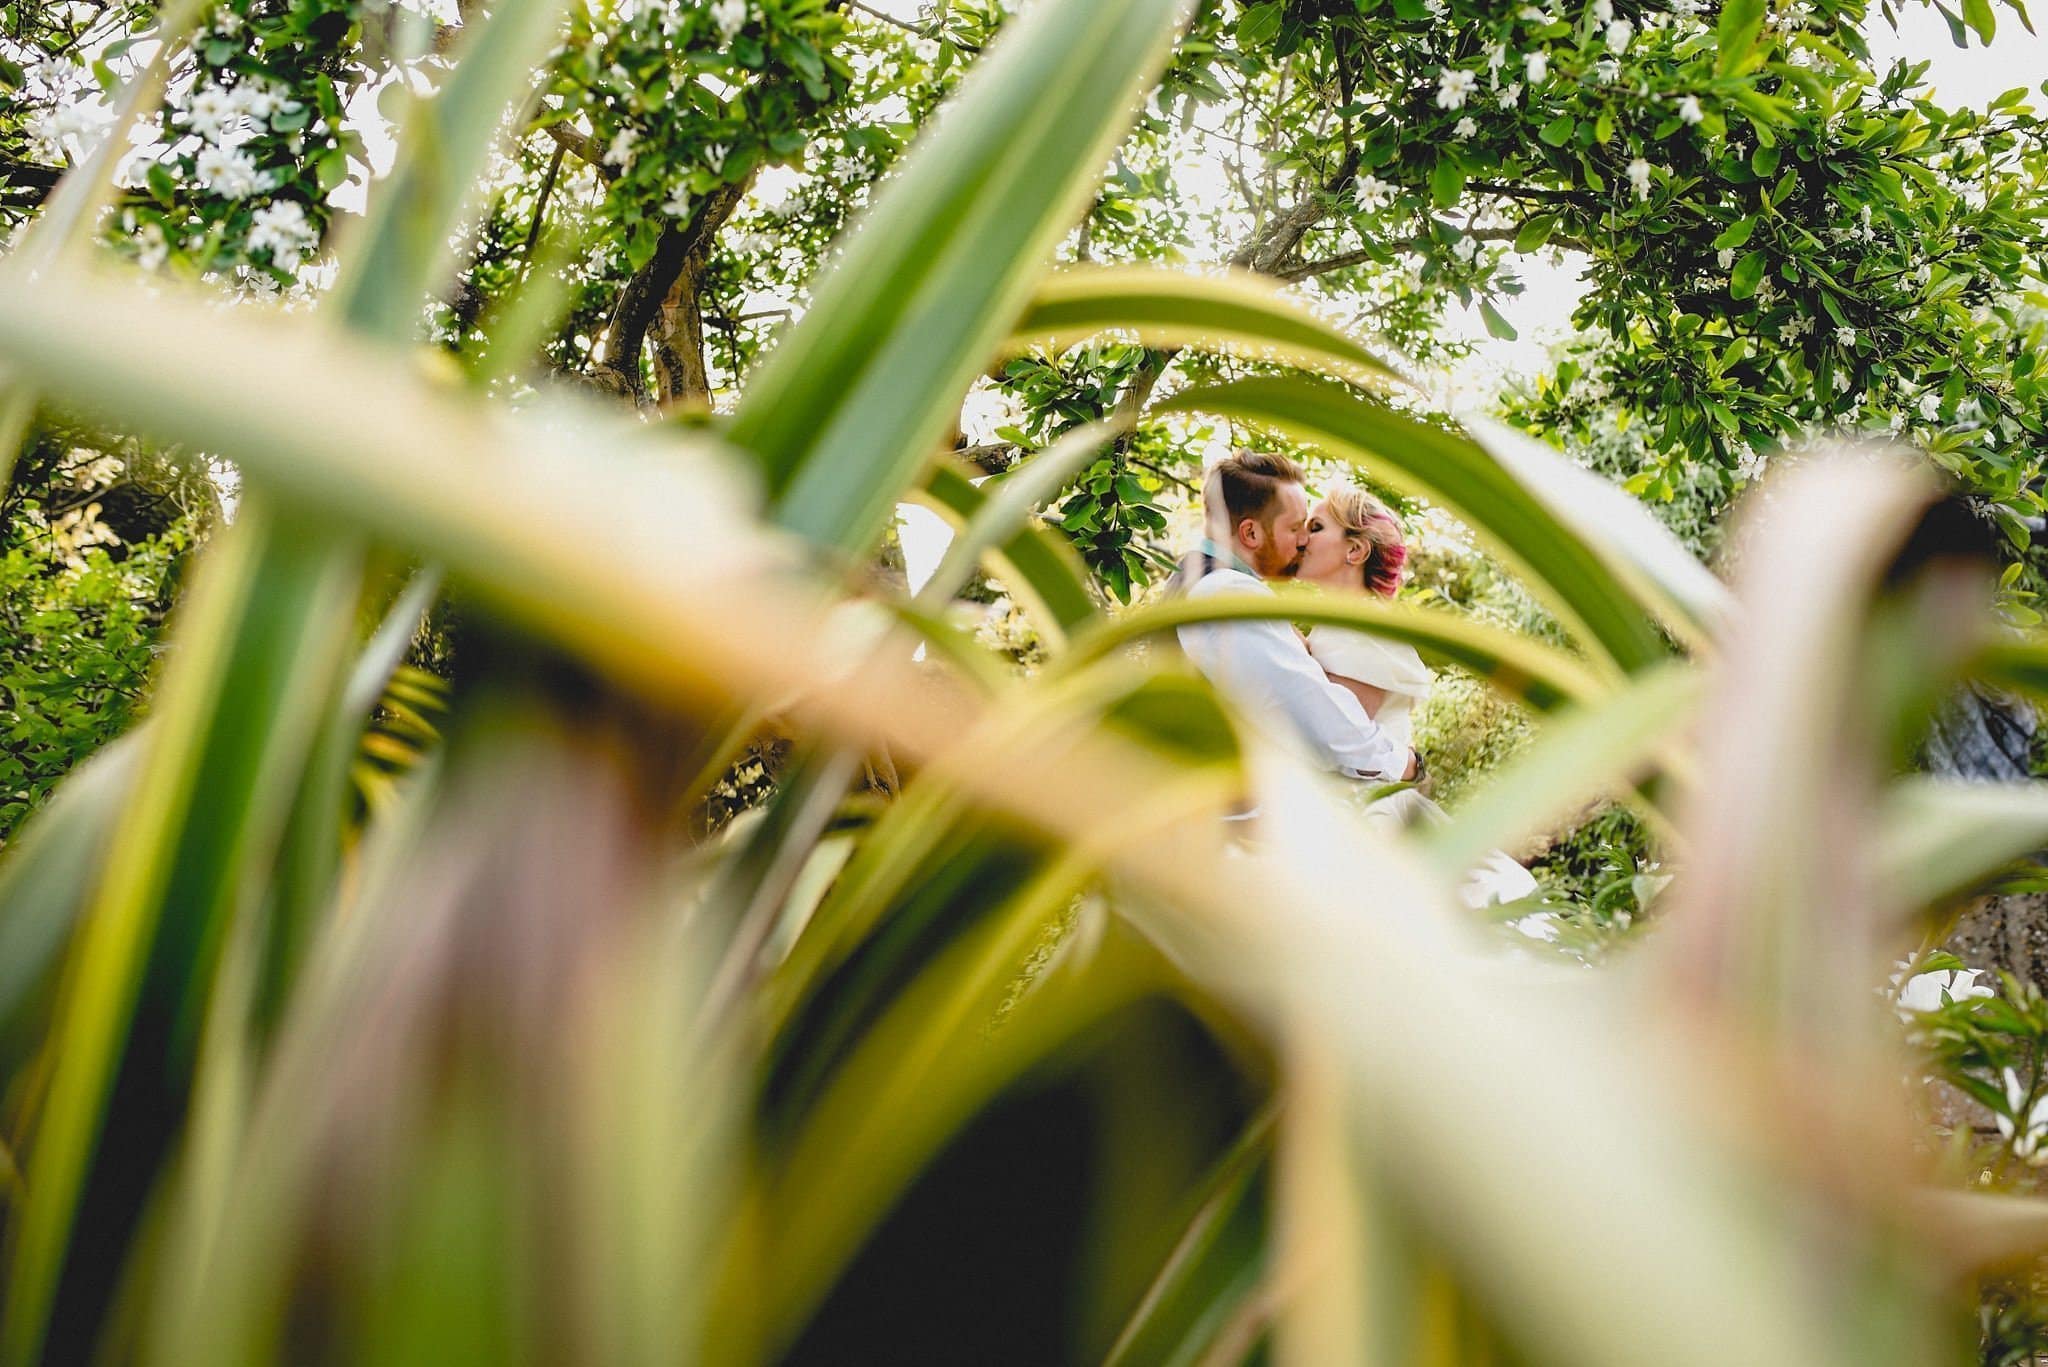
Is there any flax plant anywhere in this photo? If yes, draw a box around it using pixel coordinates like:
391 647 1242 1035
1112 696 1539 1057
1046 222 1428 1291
5 0 2048 1363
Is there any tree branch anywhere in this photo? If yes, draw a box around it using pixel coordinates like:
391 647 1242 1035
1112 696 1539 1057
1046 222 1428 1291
538 119 616 182
1277 225 1570 281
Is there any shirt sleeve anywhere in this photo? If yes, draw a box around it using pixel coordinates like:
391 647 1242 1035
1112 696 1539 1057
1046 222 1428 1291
1178 578 1408 781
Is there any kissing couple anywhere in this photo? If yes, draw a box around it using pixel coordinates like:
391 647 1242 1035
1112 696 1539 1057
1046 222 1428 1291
1170 449 1537 909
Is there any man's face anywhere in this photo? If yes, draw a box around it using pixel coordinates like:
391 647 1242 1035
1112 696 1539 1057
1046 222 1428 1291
1241 482 1310 578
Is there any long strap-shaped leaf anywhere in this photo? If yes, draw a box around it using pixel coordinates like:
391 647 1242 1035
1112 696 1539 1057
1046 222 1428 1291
1876 777 2048 918
1460 412 1732 652
918 462 1101 644
0 504 361 1367
0 258 1966 1367
1006 264 1407 388
917 420 1120 609
0 1 568 1355
1154 375 1672 678
1060 587 1607 714
1422 663 1702 880
728 0 1192 557
1102 1108 1274 1367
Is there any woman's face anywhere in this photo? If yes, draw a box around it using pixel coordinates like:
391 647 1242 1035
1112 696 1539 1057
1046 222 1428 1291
1294 499 1359 590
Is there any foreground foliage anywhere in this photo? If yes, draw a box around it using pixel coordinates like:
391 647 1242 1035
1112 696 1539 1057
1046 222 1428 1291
2 2 2048 1365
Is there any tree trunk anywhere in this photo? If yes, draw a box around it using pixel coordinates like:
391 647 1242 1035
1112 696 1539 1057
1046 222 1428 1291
650 253 712 406
597 175 752 403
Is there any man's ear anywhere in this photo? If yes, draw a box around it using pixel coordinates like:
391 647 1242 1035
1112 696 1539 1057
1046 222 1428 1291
1236 515 1262 548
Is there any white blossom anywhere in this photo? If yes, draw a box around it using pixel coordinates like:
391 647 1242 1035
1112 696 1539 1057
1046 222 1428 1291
1497 81 1523 108
135 222 168 272
704 142 729 174
604 126 640 169
195 144 263 199
1436 68 1478 110
1605 17 1633 51
1626 156 1653 200
1486 43 1508 73
710 0 746 37
38 98 115 161
1999 1066 2048 1164
1835 325 1856 347
1676 94 1704 125
1897 967 1995 1015
1524 50 1549 82
1453 233 1480 262
1593 56 1621 82
1353 174 1395 212
233 80 290 123
247 198 316 263
1717 247 1735 270
1591 0 1613 22
1454 116 1479 138
662 188 694 219
1919 391 1942 420
183 85 242 143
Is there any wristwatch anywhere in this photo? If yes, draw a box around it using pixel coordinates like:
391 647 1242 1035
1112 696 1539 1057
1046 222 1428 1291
1408 748 1426 783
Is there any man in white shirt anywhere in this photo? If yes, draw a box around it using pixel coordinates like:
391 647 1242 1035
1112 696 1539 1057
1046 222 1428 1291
1173 449 1418 783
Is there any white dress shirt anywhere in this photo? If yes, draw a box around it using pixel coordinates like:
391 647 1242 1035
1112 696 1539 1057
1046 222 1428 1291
1176 562 1408 782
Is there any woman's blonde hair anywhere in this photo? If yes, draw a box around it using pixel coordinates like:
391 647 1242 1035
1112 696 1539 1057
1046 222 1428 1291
1322 485 1407 597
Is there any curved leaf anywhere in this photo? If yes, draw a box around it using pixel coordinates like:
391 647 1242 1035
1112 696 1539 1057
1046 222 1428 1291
918 461 1101 644
1878 777 2048 917
1423 662 1701 880
1007 265 1406 387
1460 412 1733 651
918 420 1121 609
1061 586 1608 714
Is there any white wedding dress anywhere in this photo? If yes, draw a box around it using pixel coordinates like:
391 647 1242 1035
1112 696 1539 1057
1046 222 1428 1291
1306 626 1540 909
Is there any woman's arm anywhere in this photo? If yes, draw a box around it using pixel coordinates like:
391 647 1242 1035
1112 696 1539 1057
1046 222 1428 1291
1327 672 1389 718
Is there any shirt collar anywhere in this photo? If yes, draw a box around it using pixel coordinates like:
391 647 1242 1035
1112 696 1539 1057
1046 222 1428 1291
1198 537 1261 580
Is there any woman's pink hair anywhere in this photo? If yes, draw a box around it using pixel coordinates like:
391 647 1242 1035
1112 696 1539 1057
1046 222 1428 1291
1322 485 1407 598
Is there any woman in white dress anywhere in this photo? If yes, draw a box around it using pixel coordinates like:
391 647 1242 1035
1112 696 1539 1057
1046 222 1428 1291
1293 485 1540 908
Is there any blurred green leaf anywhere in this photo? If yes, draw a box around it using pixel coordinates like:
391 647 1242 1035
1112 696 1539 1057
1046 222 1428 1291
729 0 1193 556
